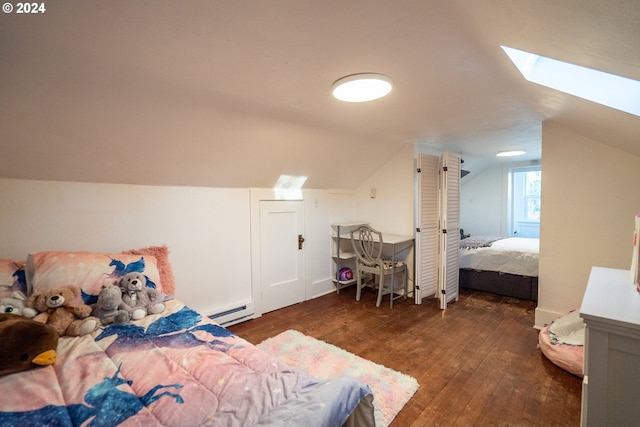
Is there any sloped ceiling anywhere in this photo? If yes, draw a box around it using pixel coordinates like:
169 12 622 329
1 0 639 189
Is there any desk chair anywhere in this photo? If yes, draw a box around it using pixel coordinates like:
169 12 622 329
350 225 408 308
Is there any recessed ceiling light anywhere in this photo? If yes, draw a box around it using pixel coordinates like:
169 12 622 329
502 45 640 117
332 73 393 102
496 149 527 157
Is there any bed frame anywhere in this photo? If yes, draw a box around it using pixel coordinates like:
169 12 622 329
459 268 538 302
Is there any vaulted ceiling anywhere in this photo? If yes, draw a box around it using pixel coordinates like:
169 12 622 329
1 0 639 188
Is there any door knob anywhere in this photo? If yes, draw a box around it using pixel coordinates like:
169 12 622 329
298 234 305 250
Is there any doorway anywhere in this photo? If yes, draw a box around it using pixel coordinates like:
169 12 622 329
258 200 306 314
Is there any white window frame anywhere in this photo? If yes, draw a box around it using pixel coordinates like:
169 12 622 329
508 165 541 237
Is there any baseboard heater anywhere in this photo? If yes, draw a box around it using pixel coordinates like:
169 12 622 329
208 303 255 327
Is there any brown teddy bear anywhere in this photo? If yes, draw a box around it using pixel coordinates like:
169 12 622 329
29 285 99 336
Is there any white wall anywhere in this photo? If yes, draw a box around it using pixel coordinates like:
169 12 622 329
536 122 640 327
354 143 415 236
460 165 505 236
305 189 356 297
0 178 252 315
0 178 356 317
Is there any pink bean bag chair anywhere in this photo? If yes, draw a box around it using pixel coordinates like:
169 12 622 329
538 310 584 377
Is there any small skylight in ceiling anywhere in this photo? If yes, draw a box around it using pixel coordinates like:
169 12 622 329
501 46 640 117
274 175 307 200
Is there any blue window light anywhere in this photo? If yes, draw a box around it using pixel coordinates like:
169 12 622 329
502 46 640 117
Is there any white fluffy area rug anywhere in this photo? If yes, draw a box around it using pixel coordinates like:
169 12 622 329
258 329 419 427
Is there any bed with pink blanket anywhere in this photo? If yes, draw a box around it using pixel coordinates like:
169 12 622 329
0 249 374 427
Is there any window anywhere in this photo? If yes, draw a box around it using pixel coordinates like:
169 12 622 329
502 46 640 117
508 166 541 238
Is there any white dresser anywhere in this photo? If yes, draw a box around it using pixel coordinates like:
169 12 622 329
580 267 640 427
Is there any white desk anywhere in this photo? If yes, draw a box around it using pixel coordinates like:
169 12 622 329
331 223 414 300
364 233 414 271
337 230 413 266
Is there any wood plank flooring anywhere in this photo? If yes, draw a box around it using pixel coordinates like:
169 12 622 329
229 287 582 427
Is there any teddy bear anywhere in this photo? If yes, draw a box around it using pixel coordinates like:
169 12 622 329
28 285 99 336
91 284 130 326
0 290 37 318
117 272 165 321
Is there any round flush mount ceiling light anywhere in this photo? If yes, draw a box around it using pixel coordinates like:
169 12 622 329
496 149 527 157
332 73 393 102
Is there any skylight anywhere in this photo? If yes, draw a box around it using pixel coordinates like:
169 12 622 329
501 46 640 117
274 175 307 200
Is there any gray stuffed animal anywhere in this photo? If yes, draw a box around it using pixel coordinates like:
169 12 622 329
91 284 130 325
117 272 165 321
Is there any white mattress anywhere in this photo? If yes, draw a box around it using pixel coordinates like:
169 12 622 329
459 237 539 277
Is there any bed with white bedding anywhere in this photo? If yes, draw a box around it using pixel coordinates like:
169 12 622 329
459 236 539 301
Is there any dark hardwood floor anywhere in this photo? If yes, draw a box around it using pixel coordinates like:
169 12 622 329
229 287 582 427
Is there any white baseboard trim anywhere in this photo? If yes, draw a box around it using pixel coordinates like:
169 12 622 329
309 277 337 300
534 306 564 330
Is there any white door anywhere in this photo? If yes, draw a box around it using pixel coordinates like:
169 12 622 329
414 152 461 308
415 154 440 303
259 200 306 313
438 152 461 309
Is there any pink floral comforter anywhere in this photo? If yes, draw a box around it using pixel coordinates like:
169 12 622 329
0 300 373 427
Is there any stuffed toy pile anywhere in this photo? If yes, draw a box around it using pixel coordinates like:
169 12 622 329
0 274 166 376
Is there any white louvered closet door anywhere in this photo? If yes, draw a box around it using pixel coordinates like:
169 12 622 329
414 154 439 303
414 152 461 308
438 152 461 309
